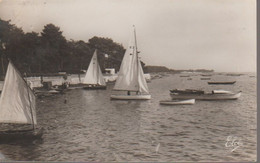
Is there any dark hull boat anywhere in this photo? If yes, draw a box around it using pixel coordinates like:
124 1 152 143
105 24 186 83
68 83 88 89
0 128 43 143
200 77 211 80
170 89 241 100
208 81 236 85
83 84 106 90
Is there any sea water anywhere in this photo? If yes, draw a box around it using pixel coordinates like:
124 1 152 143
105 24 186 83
0 72 256 162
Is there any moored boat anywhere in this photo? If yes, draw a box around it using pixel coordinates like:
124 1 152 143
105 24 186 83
200 77 211 80
83 84 106 90
201 74 212 77
111 94 151 100
180 75 190 77
208 81 236 85
170 89 241 100
160 99 195 105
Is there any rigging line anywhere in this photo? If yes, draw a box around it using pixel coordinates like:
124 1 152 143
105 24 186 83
25 72 35 130
133 25 140 93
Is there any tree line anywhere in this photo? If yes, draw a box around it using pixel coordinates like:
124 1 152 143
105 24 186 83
0 18 134 78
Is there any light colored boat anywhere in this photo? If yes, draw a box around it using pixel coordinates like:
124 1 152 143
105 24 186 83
110 26 151 100
170 89 241 100
160 99 195 105
82 49 106 90
0 61 43 142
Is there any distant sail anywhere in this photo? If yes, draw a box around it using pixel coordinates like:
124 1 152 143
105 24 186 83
0 62 36 124
83 50 106 86
113 26 149 94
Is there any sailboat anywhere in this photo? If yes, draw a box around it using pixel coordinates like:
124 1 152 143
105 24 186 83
110 26 151 100
0 61 43 142
82 49 107 90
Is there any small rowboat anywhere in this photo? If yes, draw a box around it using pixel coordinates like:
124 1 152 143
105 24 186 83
160 99 195 105
208 81 236 85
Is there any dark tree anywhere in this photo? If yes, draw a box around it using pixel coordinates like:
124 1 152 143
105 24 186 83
88 36 125 72
0 18 146 77
41 24 68 72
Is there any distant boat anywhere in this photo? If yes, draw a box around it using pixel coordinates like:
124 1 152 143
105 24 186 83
110 26 151 100
226 73 242 76
201 74 212 77
200 77 211 80
160 99 195 105
208 81 236 85
170 89 241 100
82 49 106 90
0 61 43 142
180 75 190 77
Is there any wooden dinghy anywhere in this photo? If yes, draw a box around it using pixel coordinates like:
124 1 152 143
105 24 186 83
208 81 236 85
160 99 195 105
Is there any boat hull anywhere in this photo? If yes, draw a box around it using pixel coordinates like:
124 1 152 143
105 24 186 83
170 92 241 100
160 99 195 105
0 127 43 143
83 85 106 90
208 81 236 85
110 94 151 100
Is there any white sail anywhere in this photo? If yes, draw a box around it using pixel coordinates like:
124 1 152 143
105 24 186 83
137 58 149 94
113 26 149 94
0 62 37 124
83 50 106 86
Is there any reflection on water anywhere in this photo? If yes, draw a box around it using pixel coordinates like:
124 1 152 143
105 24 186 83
0 73 257 162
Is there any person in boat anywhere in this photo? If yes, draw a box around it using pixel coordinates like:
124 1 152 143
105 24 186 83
78 73 81 83
40 75 43 84
127 91 130 95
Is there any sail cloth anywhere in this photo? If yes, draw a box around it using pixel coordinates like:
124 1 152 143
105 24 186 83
0 62 37 124
83 50 106 86
113 26 149 94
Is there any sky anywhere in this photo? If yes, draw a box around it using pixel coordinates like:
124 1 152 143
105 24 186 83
0 0 256 72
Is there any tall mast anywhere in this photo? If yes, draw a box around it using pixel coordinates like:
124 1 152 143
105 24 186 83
133 25 140 93
95 49 99 85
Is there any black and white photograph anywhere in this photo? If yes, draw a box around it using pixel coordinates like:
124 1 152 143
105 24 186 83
0 0 256 162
